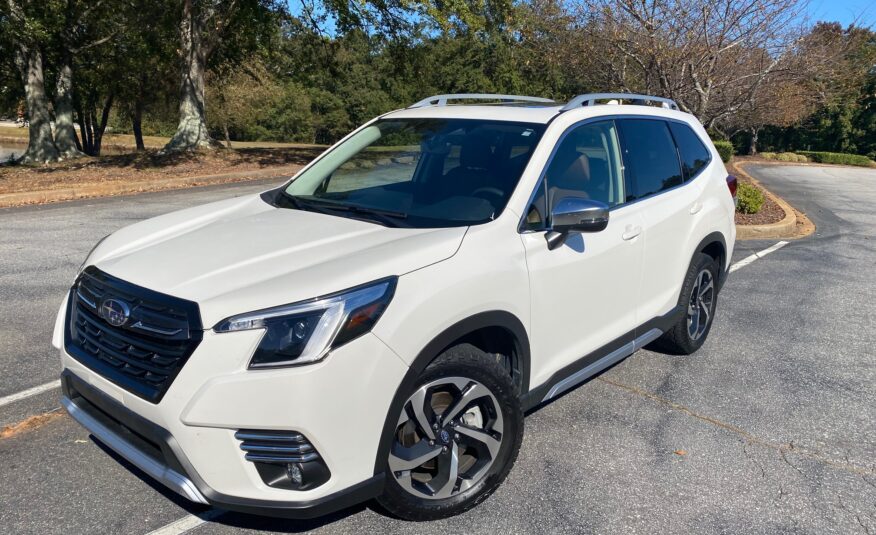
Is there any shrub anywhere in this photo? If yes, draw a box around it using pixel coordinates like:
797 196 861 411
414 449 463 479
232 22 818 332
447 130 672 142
713 140 734 163
794 154 808 163
775 152 796 162
736 182 765 214
760 152 776 160
797 151 874 167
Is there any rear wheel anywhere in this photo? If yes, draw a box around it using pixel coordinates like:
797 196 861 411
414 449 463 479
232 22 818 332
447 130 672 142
377 343 522 520
652 253 719 355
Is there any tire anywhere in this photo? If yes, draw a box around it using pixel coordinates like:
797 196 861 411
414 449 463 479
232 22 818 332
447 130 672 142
651 253 719 355
377 343 523 520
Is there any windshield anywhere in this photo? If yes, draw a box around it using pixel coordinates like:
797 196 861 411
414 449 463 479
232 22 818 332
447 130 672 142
282 118 546 228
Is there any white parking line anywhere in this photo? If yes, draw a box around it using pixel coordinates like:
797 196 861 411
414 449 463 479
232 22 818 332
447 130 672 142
729 241 789 273
145 510 224 535
0 380 61 408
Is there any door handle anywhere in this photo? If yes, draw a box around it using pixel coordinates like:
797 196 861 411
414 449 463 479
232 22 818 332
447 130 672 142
690 201 703 215
622 225 642 241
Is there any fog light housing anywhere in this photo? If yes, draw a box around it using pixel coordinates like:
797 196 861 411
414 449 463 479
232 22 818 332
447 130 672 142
235 429 331 490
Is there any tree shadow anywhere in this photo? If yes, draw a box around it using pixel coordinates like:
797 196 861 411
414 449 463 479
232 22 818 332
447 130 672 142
10 146 322 174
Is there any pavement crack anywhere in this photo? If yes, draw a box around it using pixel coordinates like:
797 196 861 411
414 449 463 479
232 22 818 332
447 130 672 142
596 376 875 478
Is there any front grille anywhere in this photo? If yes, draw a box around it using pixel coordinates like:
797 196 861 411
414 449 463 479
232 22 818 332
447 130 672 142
66 267 203 403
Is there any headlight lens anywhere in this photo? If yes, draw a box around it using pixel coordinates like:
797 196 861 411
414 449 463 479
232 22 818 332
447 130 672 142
214 278 397 368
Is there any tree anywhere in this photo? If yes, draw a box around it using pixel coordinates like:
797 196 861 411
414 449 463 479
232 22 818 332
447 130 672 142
4 0 61 163
572 0 807 129
52 0 119 158
163 0 282 152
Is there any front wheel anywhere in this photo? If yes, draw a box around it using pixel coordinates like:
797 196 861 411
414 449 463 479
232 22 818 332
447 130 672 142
652 253 719 355
377 344 523 520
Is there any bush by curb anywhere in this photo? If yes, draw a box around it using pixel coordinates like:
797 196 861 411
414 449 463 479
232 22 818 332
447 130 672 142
714 140 733 163
796 151 873 167
736 182 765 214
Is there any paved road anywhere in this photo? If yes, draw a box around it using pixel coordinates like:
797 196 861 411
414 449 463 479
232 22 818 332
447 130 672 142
1 165 874 534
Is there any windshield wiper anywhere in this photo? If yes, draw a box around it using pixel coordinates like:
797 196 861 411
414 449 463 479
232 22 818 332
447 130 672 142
285 195 409 227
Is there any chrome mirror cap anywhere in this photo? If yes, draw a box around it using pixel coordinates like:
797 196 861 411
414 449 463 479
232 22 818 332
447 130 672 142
546 197 610 249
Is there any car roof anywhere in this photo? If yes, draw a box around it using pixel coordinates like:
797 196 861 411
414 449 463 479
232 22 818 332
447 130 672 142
382 103 696 126
382 105 563 124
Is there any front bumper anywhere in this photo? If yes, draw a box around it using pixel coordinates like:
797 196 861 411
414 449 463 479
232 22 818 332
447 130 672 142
59 326 408 517
61 372 384 518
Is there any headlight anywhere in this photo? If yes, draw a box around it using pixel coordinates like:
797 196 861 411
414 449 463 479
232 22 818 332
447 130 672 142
214 278 397 368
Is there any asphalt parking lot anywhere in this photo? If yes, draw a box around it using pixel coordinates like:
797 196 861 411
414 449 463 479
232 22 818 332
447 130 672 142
1 164 874 534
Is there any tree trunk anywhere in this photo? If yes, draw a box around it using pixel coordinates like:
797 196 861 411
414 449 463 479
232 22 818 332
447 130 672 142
53 55 85 159
749 126 760 155
12 45 60 164
76 98 92 155
91 93 114 156
223 123 232 148
132 96 145 151
162 0 218 152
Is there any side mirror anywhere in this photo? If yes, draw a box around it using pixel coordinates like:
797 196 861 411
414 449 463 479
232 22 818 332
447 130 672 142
546 197 610 250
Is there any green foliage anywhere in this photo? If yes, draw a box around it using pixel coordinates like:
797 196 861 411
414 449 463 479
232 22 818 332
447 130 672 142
775 152 797 162
736 182 765 214
797 151 874 167
713 140 734 163
760 152 776 160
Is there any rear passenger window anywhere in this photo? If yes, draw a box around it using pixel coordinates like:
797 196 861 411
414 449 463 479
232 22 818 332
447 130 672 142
669 122 711 180
618 120 683 200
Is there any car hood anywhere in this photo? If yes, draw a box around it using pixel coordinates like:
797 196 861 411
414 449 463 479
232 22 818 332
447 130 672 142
89 193 467 327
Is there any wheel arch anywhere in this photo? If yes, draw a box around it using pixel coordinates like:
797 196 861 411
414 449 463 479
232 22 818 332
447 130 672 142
372 310 530 476
693 231 728 288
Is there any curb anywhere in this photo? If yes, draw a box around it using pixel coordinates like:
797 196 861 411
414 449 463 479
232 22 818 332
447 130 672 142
732 161 814 240
0 165 302 208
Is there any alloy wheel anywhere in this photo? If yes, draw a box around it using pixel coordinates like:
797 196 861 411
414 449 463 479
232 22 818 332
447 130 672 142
687 268 715 341
389 377 504 500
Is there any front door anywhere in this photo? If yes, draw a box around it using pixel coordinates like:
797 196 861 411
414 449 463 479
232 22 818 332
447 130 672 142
521 120 644 390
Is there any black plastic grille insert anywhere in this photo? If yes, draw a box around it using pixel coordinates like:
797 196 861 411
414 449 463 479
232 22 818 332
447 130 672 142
66 267 203 403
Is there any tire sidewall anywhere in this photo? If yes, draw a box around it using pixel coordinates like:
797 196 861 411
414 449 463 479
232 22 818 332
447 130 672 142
378 346 523 519
683 254 720 350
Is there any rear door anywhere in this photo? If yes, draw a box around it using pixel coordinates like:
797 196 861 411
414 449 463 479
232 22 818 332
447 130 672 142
521 120 645 388
617 118 706 324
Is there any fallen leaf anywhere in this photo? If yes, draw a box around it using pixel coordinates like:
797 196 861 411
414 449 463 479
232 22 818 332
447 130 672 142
674 449 687 456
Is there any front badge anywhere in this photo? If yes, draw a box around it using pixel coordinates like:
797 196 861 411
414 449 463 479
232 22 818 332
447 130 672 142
100 298 130 327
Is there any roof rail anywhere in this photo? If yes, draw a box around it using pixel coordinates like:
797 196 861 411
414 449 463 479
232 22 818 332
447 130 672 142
409 94 556 108
562 93 679 112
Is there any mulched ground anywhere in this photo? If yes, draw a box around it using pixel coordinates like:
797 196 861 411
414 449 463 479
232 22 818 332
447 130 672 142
0 147 322 195
734 179 785 225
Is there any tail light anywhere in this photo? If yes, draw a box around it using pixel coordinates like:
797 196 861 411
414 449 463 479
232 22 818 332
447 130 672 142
726 174 738 200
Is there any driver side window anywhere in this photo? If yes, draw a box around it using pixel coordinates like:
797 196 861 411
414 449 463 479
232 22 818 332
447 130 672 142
546 121 625 210
523 120 625 231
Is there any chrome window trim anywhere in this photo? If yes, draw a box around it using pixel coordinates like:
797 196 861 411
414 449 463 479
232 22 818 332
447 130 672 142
517 114 715 234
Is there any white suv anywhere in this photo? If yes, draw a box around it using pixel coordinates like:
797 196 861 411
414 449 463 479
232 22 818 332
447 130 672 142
54 93 736 520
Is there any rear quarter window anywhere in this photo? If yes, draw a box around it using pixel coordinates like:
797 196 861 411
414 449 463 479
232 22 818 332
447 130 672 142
668 122 712 181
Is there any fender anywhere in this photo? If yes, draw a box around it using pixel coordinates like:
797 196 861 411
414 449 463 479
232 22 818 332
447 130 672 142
690 231 728 289
372 310 530 476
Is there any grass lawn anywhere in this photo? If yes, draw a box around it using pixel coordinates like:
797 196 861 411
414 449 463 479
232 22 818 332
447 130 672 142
0 125 327 151
0 146 323 196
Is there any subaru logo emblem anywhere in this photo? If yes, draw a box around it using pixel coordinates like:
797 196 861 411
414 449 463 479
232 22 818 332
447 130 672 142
100 298 130 327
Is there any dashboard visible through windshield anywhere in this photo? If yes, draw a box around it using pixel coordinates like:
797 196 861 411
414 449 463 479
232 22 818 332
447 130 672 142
281 118 546 228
